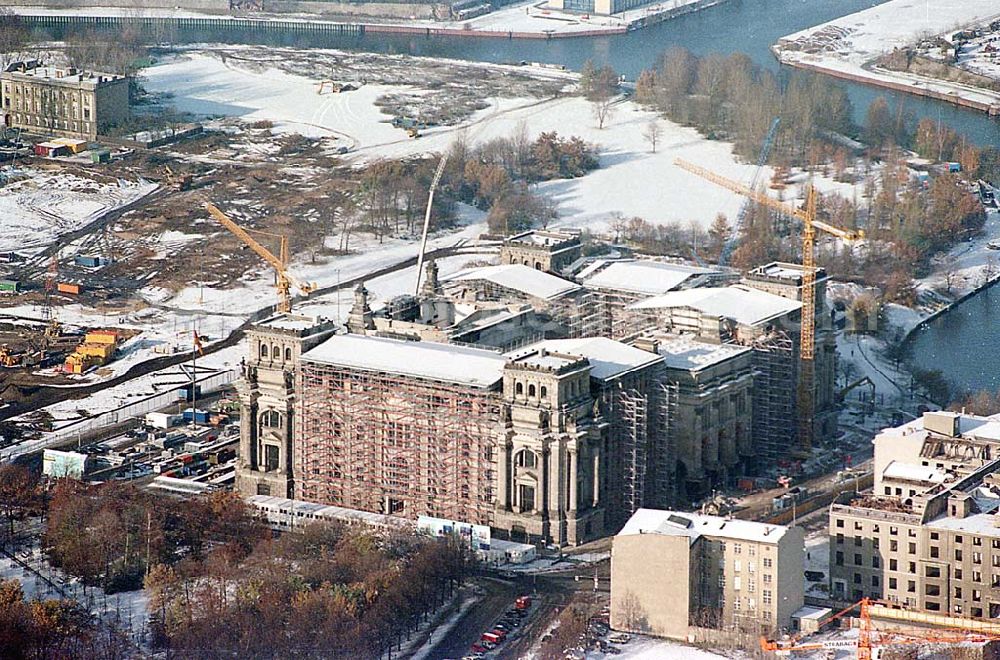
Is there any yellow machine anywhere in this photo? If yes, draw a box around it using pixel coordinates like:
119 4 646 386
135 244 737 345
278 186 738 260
64 329 121 374
204 202 316 314
675 158 864 451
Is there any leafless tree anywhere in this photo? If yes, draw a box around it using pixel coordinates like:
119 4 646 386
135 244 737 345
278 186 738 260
0 9 29 72
643 119 662 153
592 95 616 130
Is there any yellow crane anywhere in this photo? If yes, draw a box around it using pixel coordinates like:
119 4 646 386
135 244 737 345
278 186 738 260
674 158 864 451
204 202 316 314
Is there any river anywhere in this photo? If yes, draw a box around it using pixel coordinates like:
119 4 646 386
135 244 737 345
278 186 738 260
905 283 1000 395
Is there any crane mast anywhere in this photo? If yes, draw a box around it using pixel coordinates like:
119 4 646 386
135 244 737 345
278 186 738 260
674 158 863 452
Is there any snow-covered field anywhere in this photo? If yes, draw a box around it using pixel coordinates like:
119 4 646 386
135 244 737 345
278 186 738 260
144 50 759 232
774 0 1000 111
0 169 157 254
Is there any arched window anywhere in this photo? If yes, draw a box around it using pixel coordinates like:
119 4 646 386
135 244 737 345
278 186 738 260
261 410 282 428
284 347 292 361
516 450 537 469
271 344 280 359
535 262 542 270
515 382 523 396
540 385 548 398
260 343 268 358
528 384 536 397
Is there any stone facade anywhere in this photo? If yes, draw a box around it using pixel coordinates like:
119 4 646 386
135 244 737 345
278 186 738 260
499 229 582 274
235 314 337 499
1 64 129 140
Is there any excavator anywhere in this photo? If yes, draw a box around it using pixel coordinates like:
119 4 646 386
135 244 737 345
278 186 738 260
204 202 316 314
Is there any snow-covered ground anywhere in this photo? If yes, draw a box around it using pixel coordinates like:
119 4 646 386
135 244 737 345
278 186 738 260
144 50 760 233
774 0 1000 111
0 168 157 254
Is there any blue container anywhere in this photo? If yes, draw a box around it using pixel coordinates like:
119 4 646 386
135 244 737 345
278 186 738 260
74 255 100 268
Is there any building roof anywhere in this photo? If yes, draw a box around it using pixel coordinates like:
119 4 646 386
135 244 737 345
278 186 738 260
255 313 324 332
882 460 948 485
444 264 581 300
655 335 752 371
511 337 662 381
925 511 1000 536
617 508 789 544
577 259 715 296
505 229 580 249
301 334 506 388
628 285 802 326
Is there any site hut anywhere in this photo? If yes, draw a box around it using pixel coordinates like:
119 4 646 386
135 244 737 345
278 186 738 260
829 410 1000 619
575 258 729 340
742 262 838 442
498 337 668 542
498 228 583 275
631 332 754 500
235 313 339 500
627 284 808 462
611 509 804 640
1 62 130 141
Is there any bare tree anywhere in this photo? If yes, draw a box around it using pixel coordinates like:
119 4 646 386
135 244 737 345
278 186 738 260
0 9 29 72
643 119 662 153
592 95 616 130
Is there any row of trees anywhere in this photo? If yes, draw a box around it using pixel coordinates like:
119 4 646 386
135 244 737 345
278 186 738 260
44 481 266 593
146 520 471 657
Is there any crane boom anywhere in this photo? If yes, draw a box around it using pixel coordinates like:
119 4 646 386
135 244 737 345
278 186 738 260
675 157 864 452
205 202 316 313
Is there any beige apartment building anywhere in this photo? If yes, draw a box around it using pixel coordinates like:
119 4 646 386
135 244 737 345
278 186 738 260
1 63 130 139
829 410 1000 619
611 509 804 638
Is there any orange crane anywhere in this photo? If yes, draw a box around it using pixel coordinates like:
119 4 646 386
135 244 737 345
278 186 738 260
674 158 864 452
761 598 1000 659
204 202 316 314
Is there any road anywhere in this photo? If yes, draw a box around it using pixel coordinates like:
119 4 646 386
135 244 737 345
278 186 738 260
418 562 610 660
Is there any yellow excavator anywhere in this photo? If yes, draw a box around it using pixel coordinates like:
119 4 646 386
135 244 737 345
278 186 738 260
204 202 316 313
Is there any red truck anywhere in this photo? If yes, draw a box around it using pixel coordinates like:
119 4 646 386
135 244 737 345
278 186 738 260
515 595 532 610
481 632 502 645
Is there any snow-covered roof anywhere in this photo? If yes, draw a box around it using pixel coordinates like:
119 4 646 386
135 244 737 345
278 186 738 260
444 264 581 300
882 460 948 485
628 285 802 326
617 508 789 544
655 335 751 371
926 512 1000 536
510 337 662 381
301 334 505 387
255 313 324 332
577 259 715 296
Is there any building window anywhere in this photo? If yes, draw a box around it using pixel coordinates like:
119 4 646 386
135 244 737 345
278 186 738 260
261 410 282 428
974 537 983 546
907 580 916 593
749 546 756 557
264 444 279 471
763 557 772 568
835 519 844 528
854 554 862 566
955 587 963 599
285 347 292 361
890 559 897 571
516 382 523 395
890 527 898 536
763 574 772 584
930 546 939 558
763 590 772 605
889 578 897 589
734 543 742 555
957 536 964 544
974 589 982 602
930 532 939 540
956 549 963 561
718 575 725 588
836 534 844 545
973 571 982 583
734 560 741 573
260 343 269 358
908 543 916 555
835 551 844 566
528 384 536 397
733 576 741 590
926 566 941 578
855 536 862 547
873 556 880 569
540 385 547 398
516 450 537 469
872 575 880 588
890 540 898 552
854 573 862 584
974 552 983 564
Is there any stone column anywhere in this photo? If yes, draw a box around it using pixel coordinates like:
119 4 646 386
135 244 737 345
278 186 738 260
498 441 511 511
568 449 578 514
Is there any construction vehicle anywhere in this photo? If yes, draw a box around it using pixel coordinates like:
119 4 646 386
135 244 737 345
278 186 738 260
204 202 316 314
761 597 1000 659
838 375 875 403
675 158 864 453
164 166 193 191
64 329 120 374
407 127 421 139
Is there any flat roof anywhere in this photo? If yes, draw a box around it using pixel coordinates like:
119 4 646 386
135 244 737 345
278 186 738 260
655 335 751 371
301 334 506 388
617 508 789 544
882 460 948 485
628 285 802 326
577 259 715 296
511 337 662 381
445 264 581 300
255 313 324 332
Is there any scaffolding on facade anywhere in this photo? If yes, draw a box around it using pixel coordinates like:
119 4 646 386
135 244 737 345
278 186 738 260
296 361 501 526
619 384 649 517
747 330 796 464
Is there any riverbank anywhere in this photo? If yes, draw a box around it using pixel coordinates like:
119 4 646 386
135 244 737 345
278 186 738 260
772 0 1000 117
8 0 733 39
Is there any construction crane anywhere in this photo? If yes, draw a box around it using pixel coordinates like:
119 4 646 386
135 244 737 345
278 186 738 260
675 158 864 452
414 153 450 296
724 117 781 266
204 202 316 314
761 598 1000 659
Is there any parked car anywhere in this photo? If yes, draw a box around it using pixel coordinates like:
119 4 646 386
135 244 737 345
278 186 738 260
608 632 631 644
